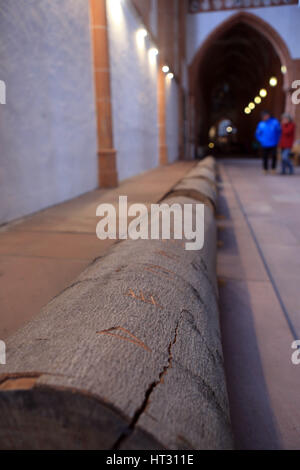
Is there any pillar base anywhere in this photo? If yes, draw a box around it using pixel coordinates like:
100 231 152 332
159 145 168 166
98 149 118 188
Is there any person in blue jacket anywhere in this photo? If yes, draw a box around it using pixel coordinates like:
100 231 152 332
255 111 281 174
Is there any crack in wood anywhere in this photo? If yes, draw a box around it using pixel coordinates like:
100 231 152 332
112 311 184 450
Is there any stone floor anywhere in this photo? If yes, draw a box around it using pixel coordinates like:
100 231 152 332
0 161 194 339
218 158 300 449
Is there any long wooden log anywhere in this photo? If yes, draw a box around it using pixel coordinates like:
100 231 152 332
0 158 233 450
198 156 217 172
183 166 216 183
164 179 217 214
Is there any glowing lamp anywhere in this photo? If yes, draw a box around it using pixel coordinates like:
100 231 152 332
281 65 287 75
269 77 277 87
137 28 147 38
259 89 267 98
149 48 158 57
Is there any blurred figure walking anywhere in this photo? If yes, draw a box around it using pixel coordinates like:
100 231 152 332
279 114 295 175
255 111 281 174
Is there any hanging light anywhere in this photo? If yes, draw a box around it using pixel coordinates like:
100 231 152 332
136 28 148 48
137 28 147 38
281 65 287 75
208 142 215 149
248 102 255 110
259 89 267 98
149 48 158 57
254 96 262 104
162 65 169 73
244 107 251 114
269 77 278 87
148 48 158 65
167 72 174 80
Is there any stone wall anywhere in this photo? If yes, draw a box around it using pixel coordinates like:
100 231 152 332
107 0 159 181
0 0 98 225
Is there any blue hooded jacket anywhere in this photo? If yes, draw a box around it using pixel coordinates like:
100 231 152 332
255 117 281 148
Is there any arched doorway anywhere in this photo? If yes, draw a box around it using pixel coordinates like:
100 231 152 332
189 12 292 157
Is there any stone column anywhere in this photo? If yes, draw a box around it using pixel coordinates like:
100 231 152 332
178 86 185 160
178 0 187 160
188 93 196 159
158 62 168 165
90 0 118 187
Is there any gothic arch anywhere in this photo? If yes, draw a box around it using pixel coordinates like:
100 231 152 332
188 11 292 154
189 11 292 96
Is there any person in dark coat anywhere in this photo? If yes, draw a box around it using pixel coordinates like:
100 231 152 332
279 113 295 175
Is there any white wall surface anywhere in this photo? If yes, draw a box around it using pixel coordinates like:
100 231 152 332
107 0 159 181
166 78 179 163
150 0 158 38
187 5 300 65
0 0 98 225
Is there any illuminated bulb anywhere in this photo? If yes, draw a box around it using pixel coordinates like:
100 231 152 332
269 77 277 87
248 102 255 110
254 96 262 104
259 89 267 98
244 107 251 114
148 48 158 64
149 48 158 57
226 126 233 133
167 72 174 80
281 65 287 74
138 28 148 38
136 28 148 48
208 142 215 149
162 65 169 73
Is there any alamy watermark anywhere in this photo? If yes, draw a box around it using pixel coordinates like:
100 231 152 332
96 196 204 251
291 340 300 365
292 80 300 105
0 80 6 105
0 340 6 365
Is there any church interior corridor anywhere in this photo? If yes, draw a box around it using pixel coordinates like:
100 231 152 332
1 0 300 454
